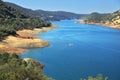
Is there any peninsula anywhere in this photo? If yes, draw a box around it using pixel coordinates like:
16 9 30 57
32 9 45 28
0 25 56 54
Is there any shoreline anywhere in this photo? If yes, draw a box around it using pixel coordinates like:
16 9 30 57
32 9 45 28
0 25 57 54
80 22 120 29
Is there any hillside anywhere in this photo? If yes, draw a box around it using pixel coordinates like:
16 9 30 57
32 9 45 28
0 0 51 40
110 10 120 25
0 0 27 18
6 2 86 21
0 52 52 80
80 10 120 28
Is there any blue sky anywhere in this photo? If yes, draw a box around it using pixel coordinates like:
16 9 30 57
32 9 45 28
3 0 120 14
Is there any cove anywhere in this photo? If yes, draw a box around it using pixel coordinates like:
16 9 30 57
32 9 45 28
20 20 120 80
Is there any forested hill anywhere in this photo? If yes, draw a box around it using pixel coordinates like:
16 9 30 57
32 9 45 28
6 2 86 21
81 10 120 26
0 0 27 18
0 0 51 40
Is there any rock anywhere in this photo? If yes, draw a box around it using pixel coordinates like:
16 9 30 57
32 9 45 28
24 58 44 69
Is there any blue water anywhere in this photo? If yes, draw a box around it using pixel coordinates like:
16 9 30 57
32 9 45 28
20 20 120 80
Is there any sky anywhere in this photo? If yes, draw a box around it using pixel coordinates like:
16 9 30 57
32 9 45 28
3 0 120 14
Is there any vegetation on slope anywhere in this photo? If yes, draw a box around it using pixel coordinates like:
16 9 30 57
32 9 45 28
81 12 111 23
110 10 120 25
81 10 120 26
0 52 52 80
0 0 51 40
0 0 27 18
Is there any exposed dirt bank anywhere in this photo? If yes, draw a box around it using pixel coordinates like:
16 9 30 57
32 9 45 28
0 25 57 54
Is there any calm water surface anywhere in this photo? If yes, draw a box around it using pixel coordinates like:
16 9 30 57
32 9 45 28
20 20 120 80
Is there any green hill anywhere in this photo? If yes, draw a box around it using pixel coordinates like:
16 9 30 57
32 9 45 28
81 10 120 27
0 0 51 40
0 0 27 18
81 12 111 23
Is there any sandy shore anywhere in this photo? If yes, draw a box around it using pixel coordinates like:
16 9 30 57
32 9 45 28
0 25 57 54
17 25 57 35
80 22 120 29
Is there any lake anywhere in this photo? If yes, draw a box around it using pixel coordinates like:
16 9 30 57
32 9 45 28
20 20 120 80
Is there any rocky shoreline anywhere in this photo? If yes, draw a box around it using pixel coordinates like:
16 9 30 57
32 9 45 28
0 25 57 54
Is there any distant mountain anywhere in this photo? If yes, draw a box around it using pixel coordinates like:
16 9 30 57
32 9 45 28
80 10 120 28
35 10 86 21
6 2 86 21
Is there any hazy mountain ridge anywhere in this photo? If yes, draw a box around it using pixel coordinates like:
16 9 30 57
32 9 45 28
6 2 86 21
